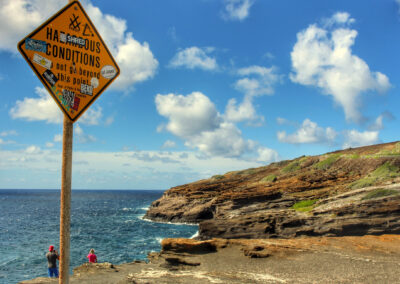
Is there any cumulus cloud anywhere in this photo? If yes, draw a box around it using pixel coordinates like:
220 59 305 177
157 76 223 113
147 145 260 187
367 111 395 131
82 2 159 91
10 87 62 123
290 12 391 123
10 87 104 125
235 66 280 97
155 91 278 162
161 140 176 149
222 0 254 21
75 124 96 143
0 0 158 91
343 130 379 149
169 47 218 71
277 118 337 144
225 96 263 124
0 0 65 52
54 134 62 142
225 65 281 124
79 106 103 126
155 92 222 137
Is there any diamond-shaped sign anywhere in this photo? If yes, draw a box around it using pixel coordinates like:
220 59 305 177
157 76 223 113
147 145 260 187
18 1 120 122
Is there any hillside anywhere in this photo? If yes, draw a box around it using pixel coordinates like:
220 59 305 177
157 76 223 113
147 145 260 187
144 141 400 239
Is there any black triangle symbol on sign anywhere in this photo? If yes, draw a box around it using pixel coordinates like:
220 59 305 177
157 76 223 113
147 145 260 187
83 23 94 37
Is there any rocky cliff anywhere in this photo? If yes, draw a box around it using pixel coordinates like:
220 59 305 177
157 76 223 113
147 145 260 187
144 141 400 239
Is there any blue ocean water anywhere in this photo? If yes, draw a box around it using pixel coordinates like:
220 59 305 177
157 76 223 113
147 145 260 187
0 189 198 284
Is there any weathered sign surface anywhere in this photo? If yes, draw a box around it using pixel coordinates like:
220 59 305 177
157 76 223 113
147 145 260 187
18 1 120 122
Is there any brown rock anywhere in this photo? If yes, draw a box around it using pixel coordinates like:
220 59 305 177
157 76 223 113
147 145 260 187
144 141 400 239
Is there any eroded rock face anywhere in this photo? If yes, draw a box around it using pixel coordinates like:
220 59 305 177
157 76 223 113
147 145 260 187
144 141 400 239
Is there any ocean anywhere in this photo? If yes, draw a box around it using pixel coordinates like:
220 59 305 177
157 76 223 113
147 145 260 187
0 189 198 284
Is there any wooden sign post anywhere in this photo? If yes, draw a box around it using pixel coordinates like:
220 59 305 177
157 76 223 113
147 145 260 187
17 0 120 282
59 114 73 283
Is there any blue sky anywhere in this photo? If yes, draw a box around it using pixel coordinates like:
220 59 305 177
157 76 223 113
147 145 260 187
0 0 399 190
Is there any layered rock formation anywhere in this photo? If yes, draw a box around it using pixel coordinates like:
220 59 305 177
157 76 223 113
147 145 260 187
144 141 400 239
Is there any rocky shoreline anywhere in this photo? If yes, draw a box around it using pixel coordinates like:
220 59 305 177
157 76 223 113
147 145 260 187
21 235 400 283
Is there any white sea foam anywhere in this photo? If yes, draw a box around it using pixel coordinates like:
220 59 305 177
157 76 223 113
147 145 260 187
190 231 199 239
156 237 163 244
140 205 150 211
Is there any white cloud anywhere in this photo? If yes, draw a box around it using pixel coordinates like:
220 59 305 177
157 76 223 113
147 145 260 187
343 130 379 149
161 140 176 149
235 65 280 97
0 147 268 189
79 106 102 126
82 2 159 91
324 11 355 27
25 145 42 154
54 134 62 142
222 0 254 21
277 118 337 144
225 65 281 124
0 138 15 145
396 0 400 14
367 112 395 131
155 92 222 138
0 130 17 137
257 147 280 163
105 116 114 126
10 87 104 125
185 122 254 157
75 124 96 143
155 91 279 161
276 117 290 125
225 96 264 124
169 47 218 71
0 0 158 91
10 87 63 123
290 12 391 123
46 142 54 148
0 0 65 52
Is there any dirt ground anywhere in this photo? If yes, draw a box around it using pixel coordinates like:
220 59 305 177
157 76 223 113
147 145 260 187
20 235 400 284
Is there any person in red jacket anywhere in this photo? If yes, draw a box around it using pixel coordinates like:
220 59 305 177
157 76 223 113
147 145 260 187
46 245 59 278
87 248 97 263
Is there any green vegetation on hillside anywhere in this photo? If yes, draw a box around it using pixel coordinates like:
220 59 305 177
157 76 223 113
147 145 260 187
351 162 400 189
362 188 399 200
291 199 319 212
314 154 341 170
260 174 277 183
212 175 225 180
281 160 301 173
377 142 400 156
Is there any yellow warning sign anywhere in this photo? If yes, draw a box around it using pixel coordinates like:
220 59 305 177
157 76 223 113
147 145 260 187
18 1 120 122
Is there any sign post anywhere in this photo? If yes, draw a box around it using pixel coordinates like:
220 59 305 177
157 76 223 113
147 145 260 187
59 114 73 283
17 0 119 282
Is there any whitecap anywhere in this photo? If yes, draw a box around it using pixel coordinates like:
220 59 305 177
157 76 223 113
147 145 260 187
190 231 199 239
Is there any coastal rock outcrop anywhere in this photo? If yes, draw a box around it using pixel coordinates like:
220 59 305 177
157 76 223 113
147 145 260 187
144 141 400 239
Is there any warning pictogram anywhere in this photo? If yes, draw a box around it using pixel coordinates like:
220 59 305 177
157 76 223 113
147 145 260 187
17 1 120 122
